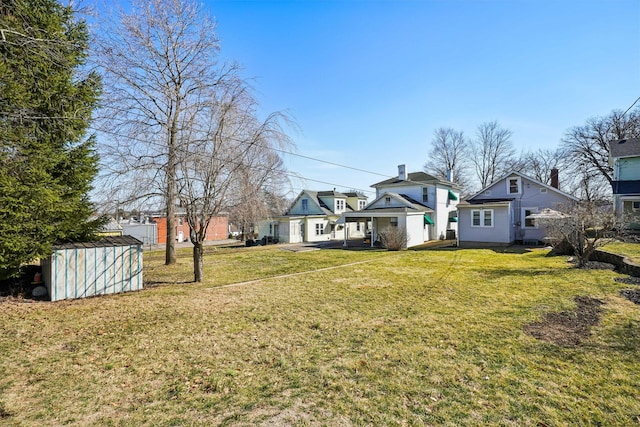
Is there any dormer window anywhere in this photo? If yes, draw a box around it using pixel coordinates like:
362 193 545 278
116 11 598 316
385 196 391 206
336 199 345 212
358 200 366 210
507 177 521 194
301 199 308 211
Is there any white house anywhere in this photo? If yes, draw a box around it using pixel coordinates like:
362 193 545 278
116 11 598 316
457 170 579 247
257 190 368 243
609 137 640 229
340 165 460 248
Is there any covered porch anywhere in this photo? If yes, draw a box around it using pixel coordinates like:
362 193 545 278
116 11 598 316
338 208 435 249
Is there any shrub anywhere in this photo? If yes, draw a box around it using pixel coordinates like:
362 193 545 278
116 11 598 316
379 226 409 251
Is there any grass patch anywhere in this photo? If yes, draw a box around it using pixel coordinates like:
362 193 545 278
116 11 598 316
601 241 640 264
1 246 640 425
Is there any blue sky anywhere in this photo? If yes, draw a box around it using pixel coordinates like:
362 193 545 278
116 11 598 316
94 0 640 198
206 0 639 197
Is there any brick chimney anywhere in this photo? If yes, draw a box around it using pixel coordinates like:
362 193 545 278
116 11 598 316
550 168 559 189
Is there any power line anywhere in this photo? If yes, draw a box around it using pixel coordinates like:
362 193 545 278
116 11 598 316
89 125 381 194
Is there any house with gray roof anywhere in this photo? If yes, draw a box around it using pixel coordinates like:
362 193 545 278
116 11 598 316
340 165 460 248
609 138 640 228
257 189 368 243
457 170 579 247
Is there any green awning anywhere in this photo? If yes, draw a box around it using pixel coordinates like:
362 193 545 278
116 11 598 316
424 215 434 225
448 217 458 222
448 189 458 201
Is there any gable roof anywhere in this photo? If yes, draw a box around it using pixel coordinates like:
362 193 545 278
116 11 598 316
609 138 640 158
285 189 354 216
371 171 457 188
364 192 434 213
467 171 579 202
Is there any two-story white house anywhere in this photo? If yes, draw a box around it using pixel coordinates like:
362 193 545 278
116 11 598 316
609 138 640 229
257 190 368 243
457 170 579 247
340 165 460 248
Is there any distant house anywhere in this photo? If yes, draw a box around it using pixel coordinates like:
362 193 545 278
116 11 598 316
457 170 578 247
151 207 228 244
609 138 640 229
340 165 460 248
257 190 369 243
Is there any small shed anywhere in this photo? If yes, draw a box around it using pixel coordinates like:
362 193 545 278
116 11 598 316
41 236 143 301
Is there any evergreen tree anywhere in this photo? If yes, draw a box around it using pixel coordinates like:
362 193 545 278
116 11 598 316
0 0 102 279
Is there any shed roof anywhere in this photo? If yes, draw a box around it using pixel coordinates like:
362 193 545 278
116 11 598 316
53 235 143 249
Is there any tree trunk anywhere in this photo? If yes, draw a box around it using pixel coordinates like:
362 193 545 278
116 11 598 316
193 242 204 282
165 166 177 265
165 115 179 265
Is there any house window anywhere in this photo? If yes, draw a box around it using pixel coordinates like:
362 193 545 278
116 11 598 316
315 223 324 235
540 188 547 193
301 199 308 211
633 201 640 211
336 199 345 212
507 177 521 194
177 218 183 226
390 217 398 227
359 200 366 210
523 208 538 228
385 196 391 206
356 222 361 231
471 209 493 227
422 187 429 203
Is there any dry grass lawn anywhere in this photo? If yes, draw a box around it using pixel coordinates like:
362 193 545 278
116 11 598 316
1 244 640 426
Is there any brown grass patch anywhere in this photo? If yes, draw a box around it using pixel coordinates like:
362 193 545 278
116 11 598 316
524 296 605 346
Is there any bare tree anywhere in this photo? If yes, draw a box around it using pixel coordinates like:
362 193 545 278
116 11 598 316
94 0 232 265
518 148 565 185
538 202 629 268
176 80 291 282
470 121 517 189
562 107 640 188
423 127 471 190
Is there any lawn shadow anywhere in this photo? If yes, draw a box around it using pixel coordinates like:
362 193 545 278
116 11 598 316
144 280 193 287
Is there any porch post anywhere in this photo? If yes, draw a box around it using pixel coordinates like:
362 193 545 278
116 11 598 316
371 216 374 247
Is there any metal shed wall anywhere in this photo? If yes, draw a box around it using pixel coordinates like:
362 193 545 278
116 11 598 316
41 237 143 301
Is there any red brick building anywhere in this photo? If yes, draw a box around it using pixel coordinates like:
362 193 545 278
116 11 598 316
152 214 228 244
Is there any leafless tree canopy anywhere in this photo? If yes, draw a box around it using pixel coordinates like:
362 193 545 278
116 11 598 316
423 127 471 191
94 0 292 280
561 107 640 187
94 0 237 264
470 121 517 189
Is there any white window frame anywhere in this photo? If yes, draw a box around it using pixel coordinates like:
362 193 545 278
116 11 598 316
315 223 324 235
522 207 538 229
385 196 391 206
359 200 366 210
471 209 494 227
336 199 345 212
507 177 521 195
301 199 308 211
633 201 640 211
390 217 398 227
